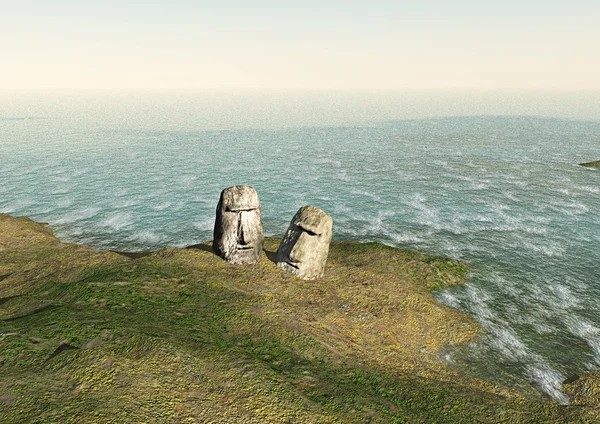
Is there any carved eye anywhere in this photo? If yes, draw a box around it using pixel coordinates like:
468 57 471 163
296 226 316 236
225 207 255 212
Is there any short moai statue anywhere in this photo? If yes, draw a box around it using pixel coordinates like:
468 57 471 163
276 205 333 280
213 185 264 264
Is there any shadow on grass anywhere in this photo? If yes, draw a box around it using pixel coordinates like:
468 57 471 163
111 251 154 259
0 295 21 307
186 241 279 265
186 243 214 254
264 249 278 264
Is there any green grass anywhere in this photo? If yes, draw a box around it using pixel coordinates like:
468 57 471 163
1 213 598 423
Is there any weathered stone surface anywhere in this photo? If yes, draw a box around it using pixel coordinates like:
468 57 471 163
276 205 332 280
213 186 263 264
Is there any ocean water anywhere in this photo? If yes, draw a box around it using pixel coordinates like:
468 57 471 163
1 90 600 403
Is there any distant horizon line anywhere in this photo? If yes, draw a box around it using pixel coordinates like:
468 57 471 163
1 87 599 93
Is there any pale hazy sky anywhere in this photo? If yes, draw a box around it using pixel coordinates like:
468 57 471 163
1 1 598 90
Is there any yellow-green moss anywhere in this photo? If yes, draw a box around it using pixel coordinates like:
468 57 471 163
0 213 595 422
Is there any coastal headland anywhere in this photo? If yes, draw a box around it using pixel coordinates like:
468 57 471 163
0 213 598 422
580 160 600 168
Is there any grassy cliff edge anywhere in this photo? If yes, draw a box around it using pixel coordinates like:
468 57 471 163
0 213 597 423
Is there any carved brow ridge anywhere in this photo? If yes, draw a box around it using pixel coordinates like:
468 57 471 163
295 223 319 236
225 207 258 212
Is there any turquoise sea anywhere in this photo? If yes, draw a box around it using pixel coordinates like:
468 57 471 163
1 90 599 403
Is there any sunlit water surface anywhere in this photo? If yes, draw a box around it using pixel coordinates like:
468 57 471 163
2 90 600 403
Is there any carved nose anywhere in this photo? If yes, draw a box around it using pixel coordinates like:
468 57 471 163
237 212 249 245
289 232 308 262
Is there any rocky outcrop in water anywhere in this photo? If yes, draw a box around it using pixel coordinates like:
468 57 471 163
277 205 333 280
579 160 600 168
213 186 264 264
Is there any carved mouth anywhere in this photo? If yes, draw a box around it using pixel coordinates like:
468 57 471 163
286 261 300 270
236 245 253 250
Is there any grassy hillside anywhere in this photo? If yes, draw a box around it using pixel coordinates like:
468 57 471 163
0 213 597 423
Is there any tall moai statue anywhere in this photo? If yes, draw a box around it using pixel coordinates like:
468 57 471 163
276 205 333 280
213 185 264 264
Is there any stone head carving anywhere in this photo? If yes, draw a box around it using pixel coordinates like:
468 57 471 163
276 205 333 280
213 185 263 264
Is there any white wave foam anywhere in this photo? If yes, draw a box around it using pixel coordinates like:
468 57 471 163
1 198 34 213
507 179 528 188
60 227 84 237
312 158 342 167
487 273 524 298
547 284 581 309
153 202 171 210
514 315 556 334
456 214 494 224
436 291 460 309
470 182 489 190
351 189 381 202
372 209 394 227
50 187 72 195
0 165 18 174
170 239 198 248
72 169 89 177
501 191 520 202
520 240 565 257
57 198 74 208
549 201 590 216
521 225 548 234
528 214 551 224
49 175 71 182
431 160 449 168
406 194 439 226
395 170 419 181
563 317 600 359
128 230 162 244
113 199 140 208
465 286 495 322
192 218 214 232
53 207 102 225
439 240 462 259
170 201 185 211
487 222 547 235
192 195 210 204
335 170 350 181
575 185 600 194
526 366 569 405
332 203 352 215
32 206 55 214
389 232 423 244
101 213 133 231
178 175 198 185
489 326 530 359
